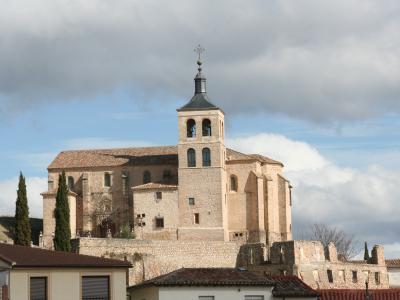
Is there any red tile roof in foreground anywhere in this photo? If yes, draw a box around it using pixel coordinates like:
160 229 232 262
271 275 319 298
0 243 131 269
319 289 400 300
129 268 318 298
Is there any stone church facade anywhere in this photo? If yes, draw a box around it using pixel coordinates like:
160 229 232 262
40 60 389 289
41 61 292 248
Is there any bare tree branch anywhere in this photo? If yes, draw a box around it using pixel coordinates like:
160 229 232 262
306 223 360 260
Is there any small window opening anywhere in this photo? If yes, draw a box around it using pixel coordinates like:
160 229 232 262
187 119 196 138
280 245 285 263
155 217 164 228
143 171 151 184
67 176 74 189
327 270 334 283
104 173 111 187
352 271 358 283
189 197 195 205
230 175 238 192
194 213 200 224
375 272 380 284
156 191 162 200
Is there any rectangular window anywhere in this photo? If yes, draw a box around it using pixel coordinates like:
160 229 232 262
82 276 110 300
352 271 358 283
327 269 333 283
155 217 164 228
104 173 111 187
189 197 195 205
244 296 264 300
194 213 200 224
375 272 380 284
199 297 215 300
30 277 47 300
156 191 162 200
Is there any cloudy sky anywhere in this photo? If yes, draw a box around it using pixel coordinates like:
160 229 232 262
0 0 399 257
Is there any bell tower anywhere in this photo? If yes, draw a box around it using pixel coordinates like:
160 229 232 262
176 46 228 241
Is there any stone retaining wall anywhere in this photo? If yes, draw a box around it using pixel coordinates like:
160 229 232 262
72 238 265 286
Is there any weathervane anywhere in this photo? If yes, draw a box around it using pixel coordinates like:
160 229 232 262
194 44 205 70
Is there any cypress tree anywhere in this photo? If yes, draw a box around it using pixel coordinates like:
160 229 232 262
364 241 370 261
14 172 31 246
53 171 71 252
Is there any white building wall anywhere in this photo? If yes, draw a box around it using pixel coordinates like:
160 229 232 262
9 268 127 300
130 286 317 300
159 286 275 300
388 268 400 287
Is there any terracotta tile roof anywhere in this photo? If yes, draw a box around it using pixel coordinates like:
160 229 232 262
249 154 284 166
227 149 283 166
271 275 319 298
47 146 283 170
132 182 178 191
319 289 400 300
386 259 400 267
48 146 178 169
129 268 274 289
129 268 318 297
0 243 131 269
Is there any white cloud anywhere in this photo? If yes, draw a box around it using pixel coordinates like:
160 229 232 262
1 0 400 121
383 242 400 259
228 133 328 172
229 133 400 249
0 176 47 218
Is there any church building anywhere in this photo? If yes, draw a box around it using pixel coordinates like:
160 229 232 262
41 58 292 248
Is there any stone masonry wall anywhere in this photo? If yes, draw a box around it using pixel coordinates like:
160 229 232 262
133 188 178 240
251 241 389 290
72 237 265 286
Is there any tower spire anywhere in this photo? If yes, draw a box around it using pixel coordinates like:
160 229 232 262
194 44 206 94
177 45 220 112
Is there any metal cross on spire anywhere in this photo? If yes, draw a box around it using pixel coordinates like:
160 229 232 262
194 44 205 64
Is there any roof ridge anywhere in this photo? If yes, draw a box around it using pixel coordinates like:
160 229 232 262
0 243 131 268
59 145 177 153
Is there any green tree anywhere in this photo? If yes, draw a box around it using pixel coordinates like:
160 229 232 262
364 241 370 261
14 172 31 246
53 171 71 251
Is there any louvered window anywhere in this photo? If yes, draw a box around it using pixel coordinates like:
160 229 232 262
202 148 211 167
30 277 47 300
82 276 110 300
187 148 196 167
